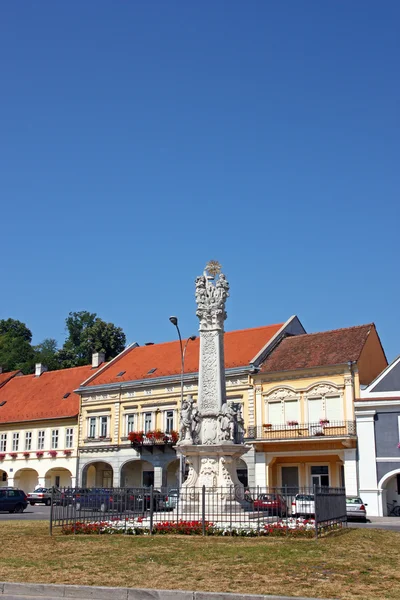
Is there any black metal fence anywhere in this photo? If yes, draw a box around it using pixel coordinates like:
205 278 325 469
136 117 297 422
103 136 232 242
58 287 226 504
49 485 346 538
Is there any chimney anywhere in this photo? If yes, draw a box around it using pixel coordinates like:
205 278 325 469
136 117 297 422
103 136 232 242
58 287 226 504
92 352 105 368
35 363 48 377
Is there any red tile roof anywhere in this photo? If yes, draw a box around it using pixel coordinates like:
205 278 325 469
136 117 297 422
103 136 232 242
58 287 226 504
0 370 20 388
0 365 95 424
84 323 285 387
260 324 374 373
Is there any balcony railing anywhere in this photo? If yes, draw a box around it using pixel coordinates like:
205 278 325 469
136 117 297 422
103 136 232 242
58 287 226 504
246 420 356 441
130 431 178 453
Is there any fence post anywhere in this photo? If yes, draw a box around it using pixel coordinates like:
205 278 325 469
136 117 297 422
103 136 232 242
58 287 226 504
124 488 127 535
49 487 54 536
314 484 318 540
284 485 288 536
202 485 206 536
149 485 154 535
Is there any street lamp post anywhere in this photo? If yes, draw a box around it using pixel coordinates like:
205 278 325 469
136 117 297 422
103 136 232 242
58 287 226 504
169 316 196 487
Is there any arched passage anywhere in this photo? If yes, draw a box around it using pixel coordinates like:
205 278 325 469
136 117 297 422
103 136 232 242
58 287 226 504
236 458 248 487
0 469 8 487
13 468 39 492
82 461 113 488
378 469 400 516
45 467 72 489
120 460 154 488
165 459 180 488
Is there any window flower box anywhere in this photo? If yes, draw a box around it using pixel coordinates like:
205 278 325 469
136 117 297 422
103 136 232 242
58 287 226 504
0 453 6 461
23 452 30 458
36 451 44 458
48 450 58 457
169 430 179 444
263 424 272 428
128 431 144 444
319 419 330 426
145 431 156 440
63 449 72 456
9 452 18 459
287 421 298 426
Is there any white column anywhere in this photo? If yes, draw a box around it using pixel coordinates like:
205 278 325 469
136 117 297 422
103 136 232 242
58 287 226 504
255 452 267 488
344 373 354 421
247 388 255 427
356 410 380 515
153 466 163 490
343 448 358 496
255 385 262 430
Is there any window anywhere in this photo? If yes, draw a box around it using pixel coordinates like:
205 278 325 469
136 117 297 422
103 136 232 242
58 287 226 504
37 430 45 450
51 429 59 449
100 416 108 438
0 433 7 453
144 412 152 433
65 428 73 448
325 396 342 422
88 417 96 438
25 431 32 451
12 433 19 452
311 465 329 487
268 399 300 425
126 414 134 435
307 394 343 423
55 476 60 488
165 410 174 433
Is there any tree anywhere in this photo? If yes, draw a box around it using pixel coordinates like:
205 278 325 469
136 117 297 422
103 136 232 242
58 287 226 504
32 338 60 372
0 319 32 343
0 332 34 373
60 311 126 367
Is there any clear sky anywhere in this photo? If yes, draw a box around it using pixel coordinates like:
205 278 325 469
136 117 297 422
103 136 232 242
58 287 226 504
1 1 399 361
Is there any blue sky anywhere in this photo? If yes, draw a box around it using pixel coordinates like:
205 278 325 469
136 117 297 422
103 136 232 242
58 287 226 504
1 1 399 361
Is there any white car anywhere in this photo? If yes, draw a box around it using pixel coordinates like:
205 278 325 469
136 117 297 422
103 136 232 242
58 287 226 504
291 493 315 517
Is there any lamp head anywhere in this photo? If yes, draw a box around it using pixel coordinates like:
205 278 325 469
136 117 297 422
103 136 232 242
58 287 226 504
189 335 197 342
169 316 178 326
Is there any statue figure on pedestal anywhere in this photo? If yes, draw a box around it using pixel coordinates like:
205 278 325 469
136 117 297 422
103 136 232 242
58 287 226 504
218 403 235 442
179 396 195 443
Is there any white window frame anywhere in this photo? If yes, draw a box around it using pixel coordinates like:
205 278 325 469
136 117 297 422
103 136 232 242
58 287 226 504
25 431 32 451
144 412 152 433
0 433 6 453
12 433 19 452
88 417 96 439
37 430 45 450
99 416 108 438
126 414 135 435
65 428 74 449
165 410 174 433
51 429 59 449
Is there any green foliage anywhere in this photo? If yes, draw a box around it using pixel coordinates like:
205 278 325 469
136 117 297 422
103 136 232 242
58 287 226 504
0 312 126 374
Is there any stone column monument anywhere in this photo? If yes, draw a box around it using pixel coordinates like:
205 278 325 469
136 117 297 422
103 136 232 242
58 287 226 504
176 261 249 509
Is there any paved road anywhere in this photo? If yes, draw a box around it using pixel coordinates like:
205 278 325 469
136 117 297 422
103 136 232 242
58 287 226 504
0 504 51 521
349 517 400 532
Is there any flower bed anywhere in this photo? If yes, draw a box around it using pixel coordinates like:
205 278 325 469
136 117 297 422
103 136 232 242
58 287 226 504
61 517 316 538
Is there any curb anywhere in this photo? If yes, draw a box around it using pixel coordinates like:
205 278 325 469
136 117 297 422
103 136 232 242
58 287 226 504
0 583 338 600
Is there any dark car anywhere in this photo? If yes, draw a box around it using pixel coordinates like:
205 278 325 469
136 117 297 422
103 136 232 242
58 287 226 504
0 489 28 513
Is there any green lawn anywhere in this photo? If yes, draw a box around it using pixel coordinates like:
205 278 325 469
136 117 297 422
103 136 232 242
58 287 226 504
0 521 399 599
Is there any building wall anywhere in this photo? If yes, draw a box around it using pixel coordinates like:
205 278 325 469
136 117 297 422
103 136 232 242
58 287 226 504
357 327 388 386
0 418 78 490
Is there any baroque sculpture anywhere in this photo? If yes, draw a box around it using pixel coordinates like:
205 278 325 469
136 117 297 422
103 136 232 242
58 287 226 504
176 261 250 509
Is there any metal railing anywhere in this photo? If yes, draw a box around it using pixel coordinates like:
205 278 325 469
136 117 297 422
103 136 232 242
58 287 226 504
246 420 356 441
50 485 346 538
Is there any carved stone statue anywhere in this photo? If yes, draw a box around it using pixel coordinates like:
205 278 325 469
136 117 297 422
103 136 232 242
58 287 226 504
195 262 230 331
218 403 235 442
179 395 195 444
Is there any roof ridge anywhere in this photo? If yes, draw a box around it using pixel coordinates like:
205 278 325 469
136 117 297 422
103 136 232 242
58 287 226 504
283 323 373 339
9 363 93 380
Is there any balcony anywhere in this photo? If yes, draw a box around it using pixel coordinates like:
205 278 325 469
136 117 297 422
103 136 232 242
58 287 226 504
246 420 356 442
129 430 178 454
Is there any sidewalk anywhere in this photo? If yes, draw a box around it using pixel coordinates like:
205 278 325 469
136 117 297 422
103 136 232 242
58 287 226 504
0 582 338 600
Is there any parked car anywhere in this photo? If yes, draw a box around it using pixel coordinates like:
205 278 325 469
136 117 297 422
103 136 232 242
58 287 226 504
161 489 179 510
0 488 28 513
27 487 53 506
73 488 114 512
346 496 367 522
291 494 315 517
253 493 287 516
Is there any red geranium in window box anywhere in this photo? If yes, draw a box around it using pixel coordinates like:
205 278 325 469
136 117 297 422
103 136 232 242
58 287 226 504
63 449 72 456
36 451 44 458
9 452 18 459
48 450 57 457
23 452 30 458
0 453 6 460
169 430 179 444
128 431 144 444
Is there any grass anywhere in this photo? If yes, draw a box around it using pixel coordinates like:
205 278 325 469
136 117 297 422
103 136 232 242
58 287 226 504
0 521 399 599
